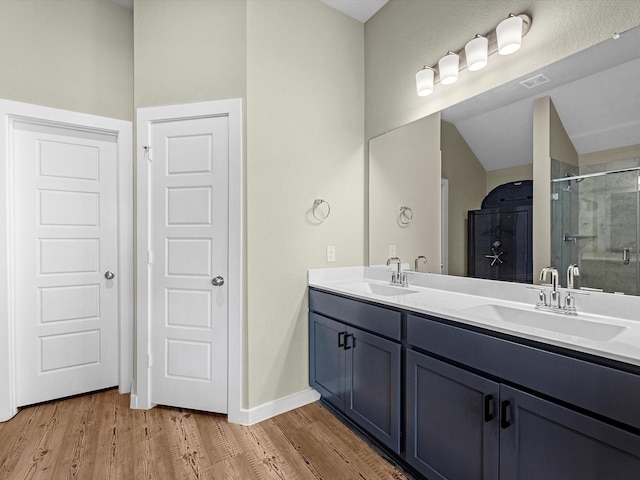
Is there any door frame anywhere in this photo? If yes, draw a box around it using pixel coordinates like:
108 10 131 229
134 99 243 423
0 99 133 422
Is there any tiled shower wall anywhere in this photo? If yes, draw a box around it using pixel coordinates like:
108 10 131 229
552 158 640 295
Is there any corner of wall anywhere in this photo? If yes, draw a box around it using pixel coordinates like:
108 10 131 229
532 97 552 277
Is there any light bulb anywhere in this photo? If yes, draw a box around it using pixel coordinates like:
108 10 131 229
465 35 488 71
497 14 523 55
438 52 459 85
415 67 435 96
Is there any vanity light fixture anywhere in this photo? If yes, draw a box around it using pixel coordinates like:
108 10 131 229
496 14 524 55
415 13 531 96
438 52 460 85
415 66 435 96
465 35 488 71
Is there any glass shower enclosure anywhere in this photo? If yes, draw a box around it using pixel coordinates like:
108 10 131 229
551 159 640 295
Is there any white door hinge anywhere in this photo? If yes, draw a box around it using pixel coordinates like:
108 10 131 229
148 250 153 264
147 353 152 368
143 145 152 161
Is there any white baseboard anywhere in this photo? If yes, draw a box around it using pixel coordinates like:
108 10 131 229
130 388 320 426
229 388 321 426
0 407 18 423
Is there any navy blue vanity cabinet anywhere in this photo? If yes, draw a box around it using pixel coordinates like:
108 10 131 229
499 385 640 480
309 288 402 453
407 313 640 479
309 312 347 409
345 324 401 453
406 350 500 480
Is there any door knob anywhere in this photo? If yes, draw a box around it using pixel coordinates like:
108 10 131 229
212 276 225 286
105 271 115 280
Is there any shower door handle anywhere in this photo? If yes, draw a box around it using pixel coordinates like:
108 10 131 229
623 248 631 265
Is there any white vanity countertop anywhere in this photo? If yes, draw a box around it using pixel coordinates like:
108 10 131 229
308 267 640 368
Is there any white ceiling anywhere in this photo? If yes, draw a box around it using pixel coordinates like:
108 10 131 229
442 26 640 172
109 0 388 23
320 0 387 23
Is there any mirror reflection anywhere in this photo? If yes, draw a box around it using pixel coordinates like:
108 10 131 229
368 26 640 294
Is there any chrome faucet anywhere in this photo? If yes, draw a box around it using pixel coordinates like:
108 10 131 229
539 266 561 308
536 266 579 315
415 255 427 272
567 264 580 289
386 257 407 286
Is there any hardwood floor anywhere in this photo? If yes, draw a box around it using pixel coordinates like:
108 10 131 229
0 389 408 480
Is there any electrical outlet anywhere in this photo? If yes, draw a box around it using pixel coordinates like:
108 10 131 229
326 245 336 263
389 244 397 258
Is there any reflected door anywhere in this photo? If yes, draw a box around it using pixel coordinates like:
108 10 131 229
554 169 639 295
13 121 119 406
468 206 533 283
580 170 639 294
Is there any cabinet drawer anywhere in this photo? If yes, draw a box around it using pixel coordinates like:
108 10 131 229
407 314 640 430
309 289 401 341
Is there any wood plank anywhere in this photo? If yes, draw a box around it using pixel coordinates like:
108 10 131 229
92 389 134 480
163 408 211 480
0 390 409 480
192 411 243 465
19 397 75 479
236 420 318 479
48 391 104 480
131 406 175 480
273 404 407 480
205 454 264 480
0 405 42 476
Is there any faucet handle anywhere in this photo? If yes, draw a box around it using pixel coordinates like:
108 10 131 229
564 292 577 314
536 288 547 308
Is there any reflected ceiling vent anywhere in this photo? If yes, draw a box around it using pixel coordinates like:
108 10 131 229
519 73 551 89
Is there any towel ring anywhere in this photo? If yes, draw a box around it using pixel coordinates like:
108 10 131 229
313 199 331 222
399 206 413 225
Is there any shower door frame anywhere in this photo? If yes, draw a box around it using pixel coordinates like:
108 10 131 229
551 166 640 295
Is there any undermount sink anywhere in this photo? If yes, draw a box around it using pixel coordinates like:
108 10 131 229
462 304 627 342
338 281 419 297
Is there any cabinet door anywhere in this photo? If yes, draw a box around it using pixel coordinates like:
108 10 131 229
500 385 640 479
309 313 346 409
346 326 401 453
406 350 500 480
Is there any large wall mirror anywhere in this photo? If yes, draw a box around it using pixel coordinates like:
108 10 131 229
369 26 640 295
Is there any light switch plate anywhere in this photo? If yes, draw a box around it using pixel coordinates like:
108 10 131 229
389 244 397 258
327 245 336 263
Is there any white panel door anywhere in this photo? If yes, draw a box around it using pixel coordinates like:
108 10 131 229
149 116 229 413
13 121 119 406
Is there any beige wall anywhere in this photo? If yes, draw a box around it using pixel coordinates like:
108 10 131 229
580 144 640 166
134 0 246 108
486 164 534 194
365 0 640 142
246 0 364 408
0 0 133 120
440 121 486 277
369 114 441 270
134 0 364 409
532 97 554 277
549 102 579 166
